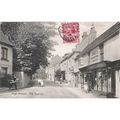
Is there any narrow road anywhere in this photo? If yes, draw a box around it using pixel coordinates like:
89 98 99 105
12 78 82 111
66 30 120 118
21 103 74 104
0 87 81 98
0 80 105 98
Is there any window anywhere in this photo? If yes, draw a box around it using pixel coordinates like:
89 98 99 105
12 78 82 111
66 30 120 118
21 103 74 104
1 67 8 75
90 48 99 63
88 52 90 64
99 44 104 61
79 57 83 65
1 47 8 60
91 48 98 56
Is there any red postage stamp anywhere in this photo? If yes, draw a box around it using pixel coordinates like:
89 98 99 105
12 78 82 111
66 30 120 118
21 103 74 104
60 22 80 43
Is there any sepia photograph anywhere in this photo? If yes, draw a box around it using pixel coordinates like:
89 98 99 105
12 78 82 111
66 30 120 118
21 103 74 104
0 22 120 98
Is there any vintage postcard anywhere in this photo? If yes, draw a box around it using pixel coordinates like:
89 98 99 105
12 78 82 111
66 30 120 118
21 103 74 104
0 22 120 98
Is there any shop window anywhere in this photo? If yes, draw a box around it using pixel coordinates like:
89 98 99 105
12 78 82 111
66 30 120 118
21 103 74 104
91 48 98 56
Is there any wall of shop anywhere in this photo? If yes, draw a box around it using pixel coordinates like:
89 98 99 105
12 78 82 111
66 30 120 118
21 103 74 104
104 33 120 61
115 69 120 97
90 46 100 65
94 71 112 93
82 54 89 67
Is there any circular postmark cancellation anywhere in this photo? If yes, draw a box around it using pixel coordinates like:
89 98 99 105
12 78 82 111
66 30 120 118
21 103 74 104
58 22 80 43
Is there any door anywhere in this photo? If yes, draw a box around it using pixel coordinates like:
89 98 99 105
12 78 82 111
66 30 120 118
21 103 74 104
115 70 120 97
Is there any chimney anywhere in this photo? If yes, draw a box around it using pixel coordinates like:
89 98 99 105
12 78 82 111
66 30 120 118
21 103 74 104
82 32 88 40
89 24 97 43
90 24 96 34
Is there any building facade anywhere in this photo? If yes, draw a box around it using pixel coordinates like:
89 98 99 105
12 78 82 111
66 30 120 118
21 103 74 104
46 55 61 81
67 51 80 86
46 66 55 81
78 22 120 97
58 25 97 86
60 54 69 81
73 25 97 87
0 27 13 75
0 25 13 86
59 51 80 86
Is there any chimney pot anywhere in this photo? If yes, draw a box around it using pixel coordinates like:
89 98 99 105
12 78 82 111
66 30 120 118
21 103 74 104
82 32 88 40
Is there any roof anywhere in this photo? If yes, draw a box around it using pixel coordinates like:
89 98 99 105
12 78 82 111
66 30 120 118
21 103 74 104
61 51 80 63
75 37 89 52
60 54 70 63
0 29 13 47
81 22 120 55
67 51 80 59
74 52 82 60
49 55 62 67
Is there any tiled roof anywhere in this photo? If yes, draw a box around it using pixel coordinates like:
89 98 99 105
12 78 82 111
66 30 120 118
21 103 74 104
60 50 80 63
67 51 80 59
60 54 70 63
74 52 82 60
76 37 89 52
0 30 13 47
81 22 120 55
49 55 62 67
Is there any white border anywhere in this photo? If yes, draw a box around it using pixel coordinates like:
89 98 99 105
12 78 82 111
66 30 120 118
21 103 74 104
0 0 120 120
0 0 120 21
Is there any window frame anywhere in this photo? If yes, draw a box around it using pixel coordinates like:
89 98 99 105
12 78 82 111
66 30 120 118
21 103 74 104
1 47 8 61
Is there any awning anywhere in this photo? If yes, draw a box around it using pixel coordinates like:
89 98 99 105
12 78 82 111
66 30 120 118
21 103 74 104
79 61 111 72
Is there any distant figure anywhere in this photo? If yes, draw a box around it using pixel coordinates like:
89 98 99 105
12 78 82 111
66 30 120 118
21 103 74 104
37 79 44 87
9 75 17 90
13 76 17 89
60 77 63 84
84 84 89 93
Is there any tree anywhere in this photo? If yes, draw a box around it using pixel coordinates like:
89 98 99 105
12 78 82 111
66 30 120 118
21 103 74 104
1 22 57 75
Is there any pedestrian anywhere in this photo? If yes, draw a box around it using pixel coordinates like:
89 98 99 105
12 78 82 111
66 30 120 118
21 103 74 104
38 79 44 87
10 75 17 90
8 79 12 90
60 77 62 84
84 84 89 93
13 75 17 89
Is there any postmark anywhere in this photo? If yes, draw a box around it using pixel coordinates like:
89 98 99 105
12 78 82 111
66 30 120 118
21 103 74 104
58 22 80 43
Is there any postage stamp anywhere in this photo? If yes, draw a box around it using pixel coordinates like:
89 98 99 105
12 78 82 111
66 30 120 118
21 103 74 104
59 22 80 43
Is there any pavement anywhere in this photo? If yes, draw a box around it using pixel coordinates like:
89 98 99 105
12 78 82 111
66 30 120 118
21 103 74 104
0 87 9 93
0 80 106 98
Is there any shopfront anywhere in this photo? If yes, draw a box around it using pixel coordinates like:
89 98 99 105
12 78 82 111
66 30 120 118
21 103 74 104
79 61 112 94
111 60 120 97
115 69 120 97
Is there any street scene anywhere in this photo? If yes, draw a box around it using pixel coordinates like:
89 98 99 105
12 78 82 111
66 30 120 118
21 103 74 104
0 22 120 98
0 80 105 98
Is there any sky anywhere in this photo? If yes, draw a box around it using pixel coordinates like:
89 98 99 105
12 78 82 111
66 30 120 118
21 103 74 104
50 22 115 58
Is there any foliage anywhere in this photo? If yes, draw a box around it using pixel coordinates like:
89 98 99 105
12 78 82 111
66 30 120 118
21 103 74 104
1 22 57 74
